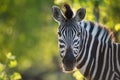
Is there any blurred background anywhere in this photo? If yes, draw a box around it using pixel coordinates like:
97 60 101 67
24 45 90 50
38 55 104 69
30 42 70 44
0 0 120 80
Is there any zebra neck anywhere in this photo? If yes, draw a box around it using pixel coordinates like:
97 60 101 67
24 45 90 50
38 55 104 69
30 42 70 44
111 43 120 75
78 27 87 54
76 30 108 77
77 34 120 79
76 32 96 77
76 21 120 79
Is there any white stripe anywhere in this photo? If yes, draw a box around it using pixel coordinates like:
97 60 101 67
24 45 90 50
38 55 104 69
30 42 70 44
106 34 111 43
112 43 115 71
91 24 98 37
76 29 85 59
99 43 108 80
105 49 111 80
80 21 85 28
111 73 115 80
98 29 104 41
81 36 95 74
92 41 101 79
78 33 89 74
86 21 90 32
116 43 120 72
102 32 107 42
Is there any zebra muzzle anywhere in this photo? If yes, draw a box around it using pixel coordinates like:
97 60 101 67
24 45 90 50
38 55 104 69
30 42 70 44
62 49 76 71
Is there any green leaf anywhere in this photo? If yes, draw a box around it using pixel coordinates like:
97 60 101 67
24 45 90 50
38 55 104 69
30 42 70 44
6 52 15 60
10 72 22 80
0 72 7 80
115 24 120 31
0 63 5 72
8 60 17 68
73 69 84 80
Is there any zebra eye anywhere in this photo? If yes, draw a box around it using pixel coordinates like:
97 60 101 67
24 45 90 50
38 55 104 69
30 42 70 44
77 32 80 37
58 32 61 36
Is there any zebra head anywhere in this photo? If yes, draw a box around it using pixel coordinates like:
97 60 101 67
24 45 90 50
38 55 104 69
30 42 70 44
52 4 86 72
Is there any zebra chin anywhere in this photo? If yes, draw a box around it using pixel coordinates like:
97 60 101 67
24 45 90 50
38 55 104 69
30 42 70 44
62 65 77 73
61 63 77 73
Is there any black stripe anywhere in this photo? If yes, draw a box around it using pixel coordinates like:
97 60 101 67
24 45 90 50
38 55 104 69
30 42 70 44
77 34 92 68
118 44 120 66
114 43 120 74
108 44 113 80
90 60 95 79
113 43 117 72
94 41 105 80
84 22 87 29
74 46 79 49
59 44 65 48
104 32 108 41
89 22 94 33
95 26 101 37
77 30 87 62
89 38 99 77
73 39 78 44
108 71 113 80
59 39 65 44
101 30 105 41
84 37 98 77
59 25 65 33
60 50 64 53
102 44 109 80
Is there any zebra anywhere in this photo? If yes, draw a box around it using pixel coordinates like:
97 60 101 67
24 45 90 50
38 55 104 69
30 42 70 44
52 4 120 80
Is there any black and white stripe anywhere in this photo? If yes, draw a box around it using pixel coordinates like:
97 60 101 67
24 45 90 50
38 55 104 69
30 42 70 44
58 20 81 57
79 21 115 43
76 21 120 80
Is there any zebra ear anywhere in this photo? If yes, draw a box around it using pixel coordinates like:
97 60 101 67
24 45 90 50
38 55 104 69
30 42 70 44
74 8 86 22
52 6 65 22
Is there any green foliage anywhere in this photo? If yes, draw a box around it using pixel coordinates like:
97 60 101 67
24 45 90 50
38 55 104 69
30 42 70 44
0 52 22 80
10 72 21 80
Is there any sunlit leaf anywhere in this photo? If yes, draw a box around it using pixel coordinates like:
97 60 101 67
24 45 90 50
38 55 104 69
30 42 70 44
0 72 7 80
10 72 22 80
54 0 66 4
6 52 15 60
73 69 84 80
115 24 120 31
8 60 17 68
0 63 5 72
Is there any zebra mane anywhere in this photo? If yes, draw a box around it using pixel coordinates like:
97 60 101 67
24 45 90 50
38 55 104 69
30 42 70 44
80 21 115 42
97 22 115 42
64 4 73 20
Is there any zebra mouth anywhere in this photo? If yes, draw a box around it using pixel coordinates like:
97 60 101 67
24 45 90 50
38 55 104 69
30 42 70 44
64 65 74 71
62 65 76 73
62 63 76 73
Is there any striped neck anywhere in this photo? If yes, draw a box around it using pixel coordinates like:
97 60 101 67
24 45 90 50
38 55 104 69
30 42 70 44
76 26 120 79
76 27 111 78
